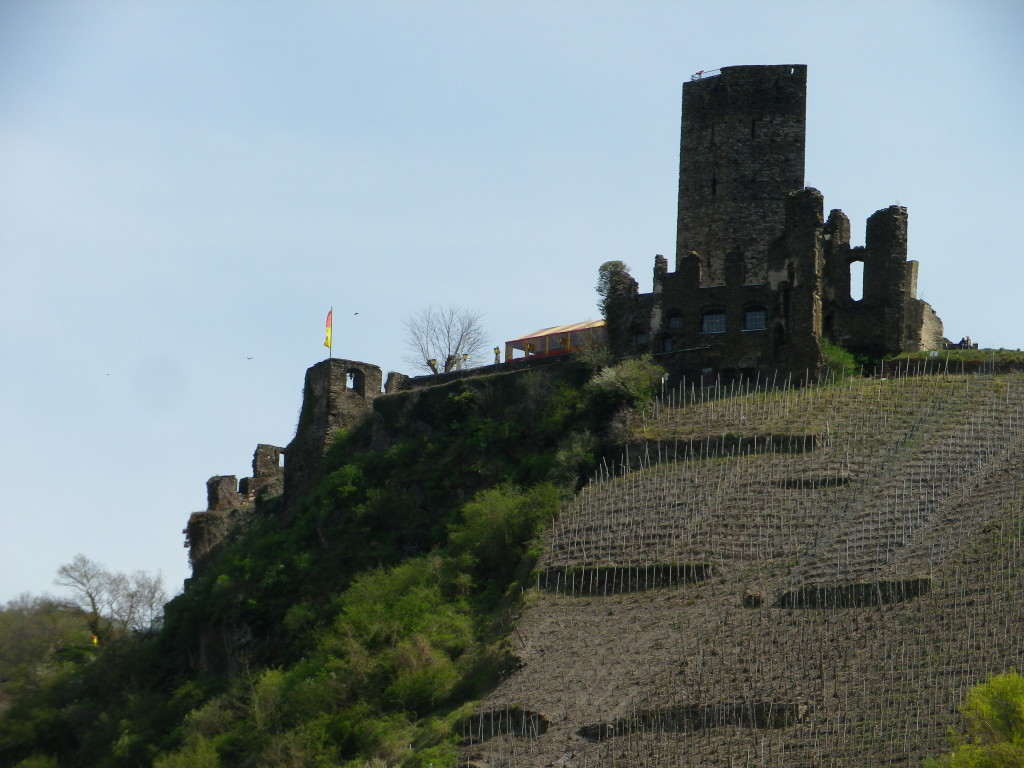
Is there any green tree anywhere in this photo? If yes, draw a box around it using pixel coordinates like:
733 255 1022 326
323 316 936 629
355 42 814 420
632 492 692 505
596 261 639 356
448 484 560 583
926 671 1024 767
0 595 89 700
821 339 859 379
596 261 637 318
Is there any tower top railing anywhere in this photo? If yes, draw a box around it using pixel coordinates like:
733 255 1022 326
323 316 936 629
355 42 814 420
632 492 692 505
690 68 722 81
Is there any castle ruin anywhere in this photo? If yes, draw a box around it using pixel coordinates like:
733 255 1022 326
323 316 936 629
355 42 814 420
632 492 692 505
605 64 945 382
186 65 949 575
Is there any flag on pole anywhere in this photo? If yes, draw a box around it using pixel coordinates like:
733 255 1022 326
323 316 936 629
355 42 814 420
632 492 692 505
324 309 333 350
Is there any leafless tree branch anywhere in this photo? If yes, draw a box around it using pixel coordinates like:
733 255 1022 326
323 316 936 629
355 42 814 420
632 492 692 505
402 304 488 374
54 554 166 638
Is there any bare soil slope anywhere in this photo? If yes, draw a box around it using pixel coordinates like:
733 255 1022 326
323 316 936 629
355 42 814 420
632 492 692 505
464 373 1024 767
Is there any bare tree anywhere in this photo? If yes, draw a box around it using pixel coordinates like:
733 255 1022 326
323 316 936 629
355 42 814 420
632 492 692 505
54 554 109 636
402 303 488 374
55 554 166 638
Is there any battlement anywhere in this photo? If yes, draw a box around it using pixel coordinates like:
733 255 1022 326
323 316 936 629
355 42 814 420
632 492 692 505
606 65 945 382
185 443 286 576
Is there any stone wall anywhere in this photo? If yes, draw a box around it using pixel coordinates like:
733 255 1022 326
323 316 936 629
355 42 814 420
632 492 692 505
677 65 807 285
609 64 944 382
822 204 943 358
186 443 286 578
283 358 382 510
206 475 243 511
239 443 284 500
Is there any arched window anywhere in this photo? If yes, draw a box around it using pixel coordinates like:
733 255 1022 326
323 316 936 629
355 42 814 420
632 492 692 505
849 260 864 301
700 310 726 334
667 312 683 330
661 337 674 353
346 369 366 395
743 307 768 331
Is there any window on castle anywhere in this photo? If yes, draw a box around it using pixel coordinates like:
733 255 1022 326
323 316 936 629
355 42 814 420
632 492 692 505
661 337 674 353
635 332 648 346
346 370 365 394
701 311 726 334
850 261 864 301
743 308 768 331
667 313 683 330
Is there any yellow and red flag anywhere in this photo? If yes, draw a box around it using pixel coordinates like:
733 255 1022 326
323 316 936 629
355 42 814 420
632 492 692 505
324 309 333 350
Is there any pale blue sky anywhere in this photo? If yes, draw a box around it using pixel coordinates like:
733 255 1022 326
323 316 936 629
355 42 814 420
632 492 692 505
2 1 1022 604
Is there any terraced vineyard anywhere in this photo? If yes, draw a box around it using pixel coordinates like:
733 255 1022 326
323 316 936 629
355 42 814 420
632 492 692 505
463 372 1024 767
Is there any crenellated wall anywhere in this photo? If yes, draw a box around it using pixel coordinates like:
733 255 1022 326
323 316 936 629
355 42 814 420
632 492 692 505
184 443 287 578
608 65 945 382
822 205 944 356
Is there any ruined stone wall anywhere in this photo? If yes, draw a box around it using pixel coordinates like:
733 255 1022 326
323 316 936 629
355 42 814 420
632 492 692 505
610 65 945 382
677 65 806 286
185 443 286 579
187 360 385 576
283 358 382 510
768 188 825 376
623 185 944 382
620 188 825 384
642 250 780 382
906 300 946 352
821 205 943 358
206 475 243 511
239 443 285 500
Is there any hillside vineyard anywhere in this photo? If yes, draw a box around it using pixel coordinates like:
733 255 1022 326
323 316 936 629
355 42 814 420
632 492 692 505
466 372 1024 766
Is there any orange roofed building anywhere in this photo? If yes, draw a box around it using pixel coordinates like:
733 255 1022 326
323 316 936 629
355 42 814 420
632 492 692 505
504 320 606 362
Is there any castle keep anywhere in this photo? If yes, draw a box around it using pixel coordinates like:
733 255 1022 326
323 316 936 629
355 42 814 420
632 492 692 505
607 64 945 381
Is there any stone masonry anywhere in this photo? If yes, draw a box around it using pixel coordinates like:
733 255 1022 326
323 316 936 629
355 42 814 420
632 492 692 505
608 64 945 382
677 64 807 286
283 358 383 510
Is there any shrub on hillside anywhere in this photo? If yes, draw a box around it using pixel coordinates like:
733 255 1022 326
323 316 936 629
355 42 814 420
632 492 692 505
926 671 1024 767
585 356 665 411
572 343 613 373
448 485 560 584
822 340 860 379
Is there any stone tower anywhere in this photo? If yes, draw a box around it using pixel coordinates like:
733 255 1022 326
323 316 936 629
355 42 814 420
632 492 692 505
283 358 382 510
605 64 944 383
676 65 807 285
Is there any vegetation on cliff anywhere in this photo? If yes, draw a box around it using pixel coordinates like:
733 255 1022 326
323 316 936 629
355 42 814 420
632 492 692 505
0 356 664 767
7 359 1024 767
